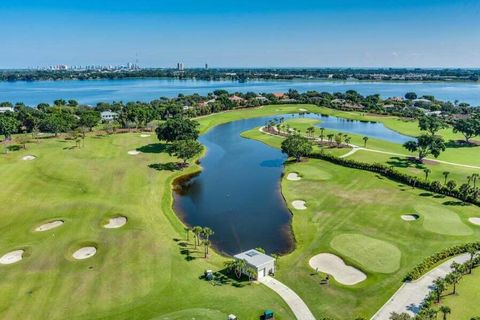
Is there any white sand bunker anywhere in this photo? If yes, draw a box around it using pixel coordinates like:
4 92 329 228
287 172 302 181
401 214 419 221
469 217 480 226
72 247 97 260
35 220 64 232
128 150 141 155
309 253 366 285
292 200 307 210
104 216 127 229
22 155 36 161
140 134 150 137
0 250 24 265
299 108 307 112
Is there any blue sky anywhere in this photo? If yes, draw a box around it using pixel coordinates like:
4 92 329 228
1 0 479 68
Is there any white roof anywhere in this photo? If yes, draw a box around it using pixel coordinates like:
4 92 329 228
234 249 274 268
0 107 14 112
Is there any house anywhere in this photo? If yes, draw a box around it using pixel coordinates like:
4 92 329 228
0 106 14 113
100 110 118 121
234 249 275 280
228 96 245 103
272 93 286 99
198 98 216 107
255 96 269 103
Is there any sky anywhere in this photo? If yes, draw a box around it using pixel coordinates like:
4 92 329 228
0 0 479 68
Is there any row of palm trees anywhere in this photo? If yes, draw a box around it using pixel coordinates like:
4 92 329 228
223 259 258 281
184 226 214 258
415 246 480 319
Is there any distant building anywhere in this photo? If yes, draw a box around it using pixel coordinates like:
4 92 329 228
273 93 286 99
100 110 118 121
228 96 245 104
205 63 209 70
0 107 14 113
177 63 185 71
234 249 275 280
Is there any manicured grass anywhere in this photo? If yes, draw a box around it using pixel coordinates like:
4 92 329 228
330 234 402 274
415 204 473 236
437 268 480 319
0 133 294 319
246 131 480 319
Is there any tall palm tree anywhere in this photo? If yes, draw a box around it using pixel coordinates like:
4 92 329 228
445 271 461 295
327 134 334 145
184 227 190 241
345 136 351 145
433 277 445 303
203 239 210 258
363 136 369 147
439 306 451 320
442 171 450 185
467 245 477 274
319 127 325 142
192 226 203 249
306 126 315 138
202 227 214 241
424 168 431 181
472 173 479 188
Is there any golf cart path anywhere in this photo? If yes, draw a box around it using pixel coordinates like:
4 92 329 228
371 253 470 320
341 145 480 170
260 276 315 320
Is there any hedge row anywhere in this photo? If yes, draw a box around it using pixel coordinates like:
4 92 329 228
309 152 480 206
404 242 480 281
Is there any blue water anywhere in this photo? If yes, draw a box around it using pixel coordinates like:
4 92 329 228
174 114 411 255
1 78 480 106
299 113 412 144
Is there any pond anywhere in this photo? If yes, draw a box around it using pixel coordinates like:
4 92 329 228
173 113 411 255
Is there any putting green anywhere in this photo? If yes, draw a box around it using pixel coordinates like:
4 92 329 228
415 204 472 236
330 234 402 274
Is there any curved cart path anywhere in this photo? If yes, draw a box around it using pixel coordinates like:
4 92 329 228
371 254 470 320
260 276 315 320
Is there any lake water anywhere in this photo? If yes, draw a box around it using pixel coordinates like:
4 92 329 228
174 114 411 255
1 78 480 106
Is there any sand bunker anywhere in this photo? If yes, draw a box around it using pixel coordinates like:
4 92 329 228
35 220 64 232
287 172 302 181
128 150 141 155
0 250 24 265
140 134 150 137
104 216 127 229
469 217 480 226
292 200 307 210
22 155 36 161
299 108 307 112
72 247 97 260
309 253 366 285
401 214 419 221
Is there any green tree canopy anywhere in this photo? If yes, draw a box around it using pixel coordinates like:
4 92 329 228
403 134 446 161
0 113 20 140
79 110 101 131
156 116 199 142
453 117 480 143
281 134 313 162
167 139 203 165
418 115 448 136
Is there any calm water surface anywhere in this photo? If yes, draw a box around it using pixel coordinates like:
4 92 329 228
174 114 411 255
1 78 480 106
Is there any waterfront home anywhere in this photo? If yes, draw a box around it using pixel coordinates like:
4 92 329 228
0 106 14 113
234 249 275 280
101 110 119 121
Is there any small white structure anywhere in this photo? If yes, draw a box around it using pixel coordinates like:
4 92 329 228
234 249 275 280
101 110 118 121
0 106 14 113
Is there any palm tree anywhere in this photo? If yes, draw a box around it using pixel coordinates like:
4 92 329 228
327 134 334 145
306 126 315 138
224 259 247 279
202 227 214 241
192 226 203 249
184 227 190 241
426 308 438 320
467 175 473 186
442 171 450 185
467 244 477 274
445 271 461 295
203 239 210 258
424 168 431 181
433 277 446 303
363 136 369 147
319 127 325 142
472 173 479 188
344 136 351 145
439 306 451 320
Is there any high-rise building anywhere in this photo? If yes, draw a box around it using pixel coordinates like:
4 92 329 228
205 63 209 70
177 62 185 71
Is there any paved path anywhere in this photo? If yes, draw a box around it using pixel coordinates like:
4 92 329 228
260 276 316 320
371 254 470 320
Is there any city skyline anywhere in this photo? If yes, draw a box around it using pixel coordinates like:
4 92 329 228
1 0 479 68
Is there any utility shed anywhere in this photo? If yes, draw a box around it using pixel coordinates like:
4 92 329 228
234 249 275 279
